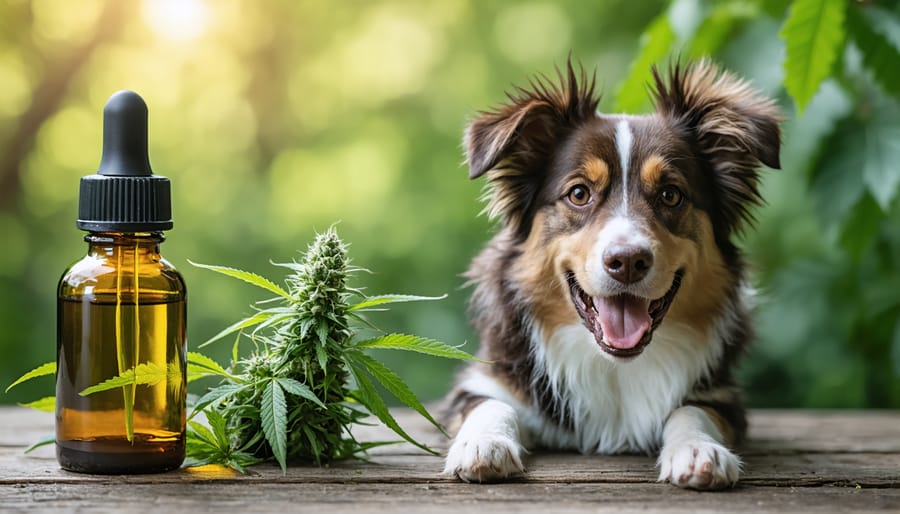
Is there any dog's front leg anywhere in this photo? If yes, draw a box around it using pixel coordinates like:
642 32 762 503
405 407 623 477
443 398 526 482
658 405 741 490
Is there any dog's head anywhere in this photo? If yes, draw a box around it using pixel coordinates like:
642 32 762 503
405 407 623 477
466 60 781 360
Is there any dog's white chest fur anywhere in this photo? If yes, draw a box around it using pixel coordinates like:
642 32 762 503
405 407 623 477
457 320 721 455
528 322 719 454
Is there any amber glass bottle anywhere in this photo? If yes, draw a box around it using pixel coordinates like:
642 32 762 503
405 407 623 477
56 91 186 474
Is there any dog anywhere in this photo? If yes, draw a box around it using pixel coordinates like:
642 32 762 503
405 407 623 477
441 60 781 490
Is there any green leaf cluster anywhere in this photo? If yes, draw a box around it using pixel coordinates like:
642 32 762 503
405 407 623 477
618 0 900 406
186 227 479 472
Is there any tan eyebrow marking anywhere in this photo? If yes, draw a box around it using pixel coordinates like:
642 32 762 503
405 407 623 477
582 157 609 190
639 155 667 190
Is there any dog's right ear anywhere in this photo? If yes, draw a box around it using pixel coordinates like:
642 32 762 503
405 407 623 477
465 61 599 235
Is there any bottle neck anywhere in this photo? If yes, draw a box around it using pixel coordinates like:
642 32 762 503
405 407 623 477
84 232 165 256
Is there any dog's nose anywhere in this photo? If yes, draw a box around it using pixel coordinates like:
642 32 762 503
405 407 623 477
603 245 653 284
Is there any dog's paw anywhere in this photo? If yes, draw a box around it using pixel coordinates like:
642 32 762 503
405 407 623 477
443 433 525 483
658 439 740 490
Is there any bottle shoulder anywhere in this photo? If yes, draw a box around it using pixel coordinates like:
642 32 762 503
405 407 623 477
59 253 185 300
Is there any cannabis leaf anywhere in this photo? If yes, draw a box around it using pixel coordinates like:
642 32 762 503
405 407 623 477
187 351 237 382
19 396 55 412
198 310 279 348
24 435 56 454
345 351 446 436
5 361 55 393
186 410 261 473
188 261 292 300
349 294 447 311
354 333 483 362
275 377 325 408
348 364 437 455
191 383 251 416
80 362 168 396
260 379 288 472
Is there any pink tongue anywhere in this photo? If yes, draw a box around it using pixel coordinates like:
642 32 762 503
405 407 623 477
595 295 651 350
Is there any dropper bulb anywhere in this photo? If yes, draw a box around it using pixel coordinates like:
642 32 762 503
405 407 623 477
77 89 172 232
97 90 152 177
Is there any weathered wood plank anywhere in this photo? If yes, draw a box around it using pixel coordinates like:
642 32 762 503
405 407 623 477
4 409 899 453
2 447 897 488
1 482 898 514
1 407 898 513
744 410 900 454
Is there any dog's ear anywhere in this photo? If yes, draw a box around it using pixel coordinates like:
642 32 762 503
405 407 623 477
465 61 599 236
652 60 782 233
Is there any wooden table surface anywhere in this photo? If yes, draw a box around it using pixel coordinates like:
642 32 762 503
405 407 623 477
1 407 898 513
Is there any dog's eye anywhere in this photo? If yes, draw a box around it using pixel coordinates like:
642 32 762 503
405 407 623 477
566 185 592 207
659 186 683 208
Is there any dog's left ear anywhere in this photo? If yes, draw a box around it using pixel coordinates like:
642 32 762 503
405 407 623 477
652 61 782 233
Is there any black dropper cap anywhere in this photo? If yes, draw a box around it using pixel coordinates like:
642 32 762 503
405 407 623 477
77 90 173 232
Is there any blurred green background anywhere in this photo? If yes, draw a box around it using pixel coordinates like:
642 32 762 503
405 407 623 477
2 0 899 408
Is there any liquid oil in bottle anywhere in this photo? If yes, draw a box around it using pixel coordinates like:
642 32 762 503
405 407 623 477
56 90 186 474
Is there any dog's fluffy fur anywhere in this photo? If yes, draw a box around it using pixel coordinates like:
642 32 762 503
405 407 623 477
442 60 781 490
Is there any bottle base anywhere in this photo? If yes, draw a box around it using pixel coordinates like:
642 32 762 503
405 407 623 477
56 437 184 475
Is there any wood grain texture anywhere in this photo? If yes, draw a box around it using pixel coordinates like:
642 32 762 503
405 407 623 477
0 407 898 513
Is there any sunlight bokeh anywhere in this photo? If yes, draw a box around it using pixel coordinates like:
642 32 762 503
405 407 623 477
142 0 211 42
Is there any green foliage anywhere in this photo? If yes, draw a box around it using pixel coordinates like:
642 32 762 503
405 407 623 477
6 364 56 412
259 379 288 470
186 410 261 473
19 396 55 412
79 362 168 396
188 228 476 471
187 262 292 300
346 361 431 454
187 352 237 382
24 435 55 454
345 350 444 437
688 3 759 56
5 362 55 393
615 0 763 113
616 12 676 112
353 333 483 362
349 294 448 312
617 0 900 407
780 0 846 113
846 5 900 98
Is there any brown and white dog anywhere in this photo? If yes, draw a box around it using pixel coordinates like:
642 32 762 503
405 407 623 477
442 60 781 489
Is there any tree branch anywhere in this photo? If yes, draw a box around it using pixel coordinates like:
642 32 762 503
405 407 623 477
0 1 130 211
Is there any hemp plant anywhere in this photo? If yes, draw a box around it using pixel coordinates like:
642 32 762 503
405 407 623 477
184 228 477 471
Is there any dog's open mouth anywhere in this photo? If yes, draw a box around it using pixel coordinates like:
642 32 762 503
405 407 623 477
566 270 684 358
